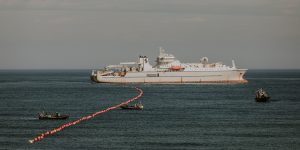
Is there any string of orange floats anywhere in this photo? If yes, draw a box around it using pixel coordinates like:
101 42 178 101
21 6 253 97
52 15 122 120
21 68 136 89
28 87 143 143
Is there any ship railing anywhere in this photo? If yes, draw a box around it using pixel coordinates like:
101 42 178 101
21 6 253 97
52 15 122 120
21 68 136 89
99 71 114 76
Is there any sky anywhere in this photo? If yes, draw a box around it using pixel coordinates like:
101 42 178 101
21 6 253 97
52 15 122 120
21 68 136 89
0 0 299 69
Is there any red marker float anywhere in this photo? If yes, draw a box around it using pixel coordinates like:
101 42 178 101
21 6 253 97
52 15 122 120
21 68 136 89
29 87 143 143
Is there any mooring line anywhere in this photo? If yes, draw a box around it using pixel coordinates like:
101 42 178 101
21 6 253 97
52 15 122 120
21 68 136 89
29 87 143 143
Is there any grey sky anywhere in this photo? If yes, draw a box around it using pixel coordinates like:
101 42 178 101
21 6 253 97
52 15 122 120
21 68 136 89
0 0 299 69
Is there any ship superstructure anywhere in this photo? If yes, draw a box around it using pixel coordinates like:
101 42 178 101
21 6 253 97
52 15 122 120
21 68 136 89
91 48 247 83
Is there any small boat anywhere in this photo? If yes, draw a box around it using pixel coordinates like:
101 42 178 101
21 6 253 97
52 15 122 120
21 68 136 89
120 102 143 110
38 112 69 120
255 88 270 102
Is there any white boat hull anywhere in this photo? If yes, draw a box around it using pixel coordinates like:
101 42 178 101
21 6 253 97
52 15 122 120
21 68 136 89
94 69 247 83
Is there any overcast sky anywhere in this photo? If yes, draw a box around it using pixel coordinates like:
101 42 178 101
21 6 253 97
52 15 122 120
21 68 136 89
0 0 299 69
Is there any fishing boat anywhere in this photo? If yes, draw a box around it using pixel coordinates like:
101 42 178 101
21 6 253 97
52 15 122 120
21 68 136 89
120 102 143 110
38 112 69 120
255 88 270 102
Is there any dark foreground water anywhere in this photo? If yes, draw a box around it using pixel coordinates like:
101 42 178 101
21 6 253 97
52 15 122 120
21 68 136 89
0 70 299 150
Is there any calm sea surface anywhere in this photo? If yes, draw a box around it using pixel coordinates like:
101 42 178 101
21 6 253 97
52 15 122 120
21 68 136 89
0 70 299 150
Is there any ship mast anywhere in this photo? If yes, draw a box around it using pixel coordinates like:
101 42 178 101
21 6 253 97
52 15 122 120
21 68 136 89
159 47 165 56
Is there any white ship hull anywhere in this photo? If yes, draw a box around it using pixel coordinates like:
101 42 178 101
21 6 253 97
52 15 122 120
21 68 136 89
94 69 247 83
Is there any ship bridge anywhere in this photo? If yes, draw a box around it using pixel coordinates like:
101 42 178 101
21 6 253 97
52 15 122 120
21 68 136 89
155 47 181 69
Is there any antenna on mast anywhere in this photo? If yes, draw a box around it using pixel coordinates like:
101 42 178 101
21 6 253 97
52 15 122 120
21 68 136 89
232 60 236 68
159 47 165 55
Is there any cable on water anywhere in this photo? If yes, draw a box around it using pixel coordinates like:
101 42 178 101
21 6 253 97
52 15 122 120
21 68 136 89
28 86 143 144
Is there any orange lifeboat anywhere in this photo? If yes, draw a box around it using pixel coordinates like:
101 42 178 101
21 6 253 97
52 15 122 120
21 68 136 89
170 66 182 71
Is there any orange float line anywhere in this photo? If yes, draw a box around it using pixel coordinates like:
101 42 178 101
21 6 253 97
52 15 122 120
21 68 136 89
29 87 143 144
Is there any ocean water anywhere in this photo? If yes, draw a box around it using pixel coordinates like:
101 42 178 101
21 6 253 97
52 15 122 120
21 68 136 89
0 70 299 150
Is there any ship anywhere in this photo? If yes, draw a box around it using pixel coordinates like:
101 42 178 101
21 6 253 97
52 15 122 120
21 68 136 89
255 88 270 102
120 101 144 110
91 48 247 83
38 112 69 120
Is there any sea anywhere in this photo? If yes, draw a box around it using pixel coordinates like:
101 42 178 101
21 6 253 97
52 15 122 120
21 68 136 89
0 70 299 150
